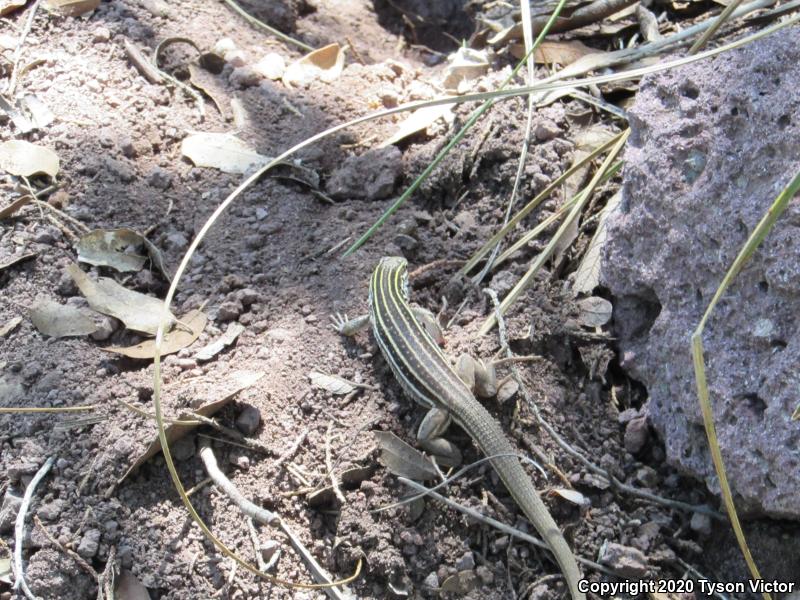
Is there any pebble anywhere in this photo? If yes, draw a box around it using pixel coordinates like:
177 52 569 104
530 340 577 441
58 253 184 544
147 166 173 190
599 542 649 578
171 436 195 461
217 299 243 321
92 26 111 43
214 37 236 55
224 49 247 68
0 489 22 533
38 499 64 521
77 529 102 558
235 404 261 436
253 53 285 80
422 572 439 589
229 65 261 88
534 120 561 141
455 551 475 571
689 511 712 536
624 416 650 454
90 315 118 341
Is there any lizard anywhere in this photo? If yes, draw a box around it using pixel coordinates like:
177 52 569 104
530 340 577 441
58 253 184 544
332 256 585 600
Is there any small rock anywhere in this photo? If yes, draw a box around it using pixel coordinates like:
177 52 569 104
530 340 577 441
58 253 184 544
624 416 649 454
0 489 22 533
224 49 247 68
147 166 173 190
165 231 188 251
171 435 195 461
422 572 439 589
253 53 285 80
229 65 261 88
214 37 237 55
235 404 261 436
455 551 475 571
217 299 243 322
77 529 102 559
689 511 712 536
92 26 111 43
599 542 649 578
327 146 403 201
90 315 118 341
235 288 261 307
57 269 78 296
33 226 61 245
38 500 63 521
635 465 659 487
230 454 250 470
534 120 561 141
475 565 494 585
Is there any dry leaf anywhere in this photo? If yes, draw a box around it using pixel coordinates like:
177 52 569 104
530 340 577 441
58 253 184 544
0 196 31 220
43 0 100 16
373 431 438 481
68 263 175 335
379 104 453 148
0 0 26 17
76 228 171 280
282 43 344 87
308 370 354 395
550 487 589 506
119 370 264 482
510 40 604 66
576 296 612 327
181 132 271 174
0 140 59 178
104 309 207 359
442 47 489 92
0 556 11 584
29 300 98 338
0 316 22 337
0 252 36 271
188 63 228 117
441 570 478 594
194 322 244 361
496 378 519 403
114 570 151 600
573 190 620 295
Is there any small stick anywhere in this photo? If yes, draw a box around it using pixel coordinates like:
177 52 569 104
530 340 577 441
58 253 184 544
272 429 308 470
34 515 100 584
123 39 163 84
13 456 54 599
246 518 267 571
399 477 616 577
5 0 41 95
98 545 117 600
325 423 346 504
199 437 280 526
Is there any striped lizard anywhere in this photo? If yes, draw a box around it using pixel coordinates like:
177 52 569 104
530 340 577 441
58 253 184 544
332 256 585 600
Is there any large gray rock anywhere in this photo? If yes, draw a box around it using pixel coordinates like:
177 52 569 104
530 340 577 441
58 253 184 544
601 27 800 518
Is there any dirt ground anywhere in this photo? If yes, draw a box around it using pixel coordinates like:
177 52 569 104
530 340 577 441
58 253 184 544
0 0 797 599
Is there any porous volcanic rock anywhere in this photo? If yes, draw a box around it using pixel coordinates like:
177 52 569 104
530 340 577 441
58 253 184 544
601 27 800 518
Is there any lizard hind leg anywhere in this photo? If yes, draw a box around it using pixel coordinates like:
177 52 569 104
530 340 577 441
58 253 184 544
417 407 462 467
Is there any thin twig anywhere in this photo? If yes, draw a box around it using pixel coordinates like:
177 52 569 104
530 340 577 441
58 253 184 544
13 456 54 599
221 0 313 51
6 0 41 95
34 515 100 583
399 478 616 577
325 423 346 504
272 429 308 470
247 518 267 571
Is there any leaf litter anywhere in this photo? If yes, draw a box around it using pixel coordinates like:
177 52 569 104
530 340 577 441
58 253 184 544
181 132 271 174
282 42 345 88
0 140 59 178
67 263 175 335
104 309 207 359
29 299 98 338
76 228 171 281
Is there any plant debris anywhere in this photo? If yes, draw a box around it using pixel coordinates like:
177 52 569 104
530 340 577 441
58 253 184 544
0 140 59 178
194 321 244 361
181 132 271 174
308 370 355 395
104 309 207 359
67 263 175 335
29 299 98 338
0 252 36 271
0 316 22 337
282 42 344 87
43 0 100 16
373 431 438 480
76 228 171 280
379 104 453 148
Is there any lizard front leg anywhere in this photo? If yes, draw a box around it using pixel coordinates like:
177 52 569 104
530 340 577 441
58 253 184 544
456 354 498 398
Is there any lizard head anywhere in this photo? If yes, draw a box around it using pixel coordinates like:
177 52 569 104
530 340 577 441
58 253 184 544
377 256 410 301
